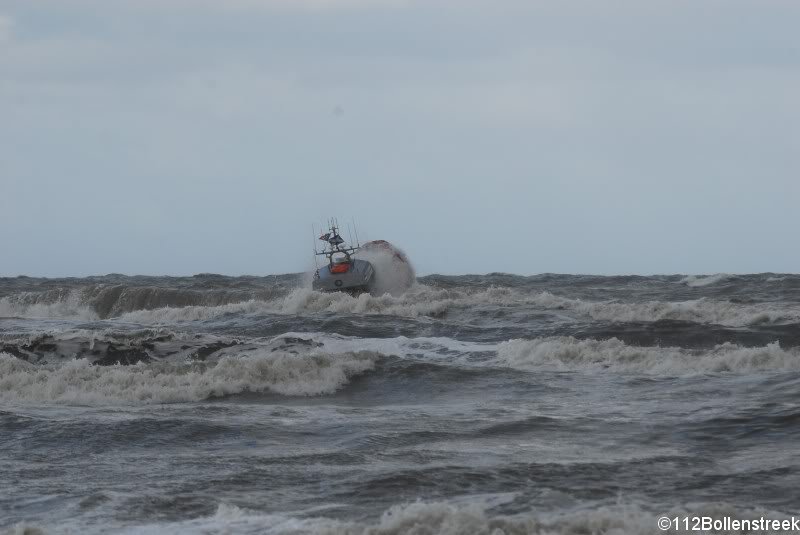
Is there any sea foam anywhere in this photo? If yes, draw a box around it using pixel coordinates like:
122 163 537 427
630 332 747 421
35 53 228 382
95 499 799 535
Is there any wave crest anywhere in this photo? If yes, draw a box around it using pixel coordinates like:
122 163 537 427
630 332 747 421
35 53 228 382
497 337 800 373
680 274 731 287
0 349 376 405
0 291 99 321
4 281 798 328
115 286 800 327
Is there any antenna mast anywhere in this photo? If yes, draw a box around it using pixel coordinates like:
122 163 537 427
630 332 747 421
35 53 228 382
352 217 360 247
312 223 319 270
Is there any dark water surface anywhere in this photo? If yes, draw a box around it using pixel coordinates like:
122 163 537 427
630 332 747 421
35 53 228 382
2 273 800 533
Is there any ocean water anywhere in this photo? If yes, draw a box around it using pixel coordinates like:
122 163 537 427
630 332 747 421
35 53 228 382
2 272 800 534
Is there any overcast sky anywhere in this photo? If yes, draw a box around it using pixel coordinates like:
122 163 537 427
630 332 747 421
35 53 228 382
1 0 798 277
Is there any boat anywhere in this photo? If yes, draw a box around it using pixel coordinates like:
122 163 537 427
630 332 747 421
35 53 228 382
312 219 375 295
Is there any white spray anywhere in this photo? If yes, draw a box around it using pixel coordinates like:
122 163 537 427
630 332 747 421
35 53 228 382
355 240 415 296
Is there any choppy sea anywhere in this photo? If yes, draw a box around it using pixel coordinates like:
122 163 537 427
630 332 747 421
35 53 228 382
2 272 800 534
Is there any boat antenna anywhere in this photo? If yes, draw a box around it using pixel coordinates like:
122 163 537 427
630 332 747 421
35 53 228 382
352 217 360 247
333 217 339 251
312 223 319 269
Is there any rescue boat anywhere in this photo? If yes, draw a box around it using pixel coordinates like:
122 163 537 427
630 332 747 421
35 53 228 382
312 220 375 295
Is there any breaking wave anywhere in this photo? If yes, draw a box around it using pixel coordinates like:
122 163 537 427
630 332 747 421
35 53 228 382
118 500 538 535
0 292 99 321
114 286 800 328
496 337 800 373
0 349 376 405
307 332 800 374
681 273 731 287
34 499 795 535
0 282 287 321
2 275 798 328
113 285 464 323
525 291 800 327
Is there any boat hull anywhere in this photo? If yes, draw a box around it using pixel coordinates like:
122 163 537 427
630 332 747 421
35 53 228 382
312 258 375 294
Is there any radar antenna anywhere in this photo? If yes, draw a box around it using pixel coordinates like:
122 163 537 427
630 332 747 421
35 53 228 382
315 217 361 264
